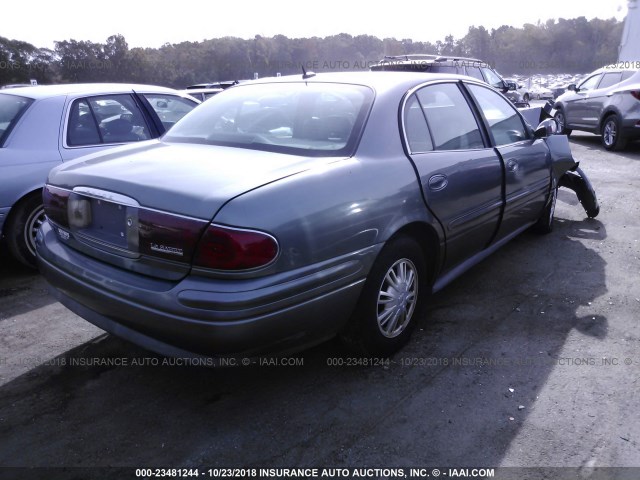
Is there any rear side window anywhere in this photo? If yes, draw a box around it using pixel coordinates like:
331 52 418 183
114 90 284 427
0 94 33 146
415 83 484 151
467 84 529 145
403 95 433 153
464 66 484 81
621 71 636 82
427 65 459 74
141 94 197 131
67 94 152 146
598 72 623 89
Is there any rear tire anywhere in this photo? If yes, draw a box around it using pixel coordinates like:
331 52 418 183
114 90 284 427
340 236 426 357
6 193 45 269
601 114 628 151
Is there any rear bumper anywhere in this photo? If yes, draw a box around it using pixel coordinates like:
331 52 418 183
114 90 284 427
621 117 640 139
36 222 375 358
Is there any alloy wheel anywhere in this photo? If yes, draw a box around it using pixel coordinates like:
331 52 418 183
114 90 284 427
377 258 418 338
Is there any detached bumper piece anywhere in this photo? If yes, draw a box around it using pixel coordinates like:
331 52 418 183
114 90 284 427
559 166 600 218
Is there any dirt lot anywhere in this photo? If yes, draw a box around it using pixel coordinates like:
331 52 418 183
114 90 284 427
1 132 639 480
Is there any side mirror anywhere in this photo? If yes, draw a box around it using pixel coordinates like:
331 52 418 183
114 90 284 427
507 81 517 91
156 100 169 109
534 118 558 139
567 84 577 92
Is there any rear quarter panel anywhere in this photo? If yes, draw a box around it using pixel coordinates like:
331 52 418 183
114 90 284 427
212 155 434 274
0 96 65 220
212 85 442 276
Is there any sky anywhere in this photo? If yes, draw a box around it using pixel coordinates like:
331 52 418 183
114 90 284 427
2 0 629 50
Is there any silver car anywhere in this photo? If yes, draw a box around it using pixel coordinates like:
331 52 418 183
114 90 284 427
554 66 640 150
0 84 199 267
36 72 596 359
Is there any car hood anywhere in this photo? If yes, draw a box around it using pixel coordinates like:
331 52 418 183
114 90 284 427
47 140 340 220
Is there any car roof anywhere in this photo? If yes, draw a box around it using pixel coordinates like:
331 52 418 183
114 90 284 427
589 66 640 75
181 87 224 94
377 54 485 63
0 83 181 100
240 71 485 94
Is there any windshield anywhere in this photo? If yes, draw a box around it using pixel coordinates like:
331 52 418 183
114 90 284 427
164 82 374 157
0 94 33 146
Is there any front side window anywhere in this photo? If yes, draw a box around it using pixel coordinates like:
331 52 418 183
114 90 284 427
67 94 151 146
0 94 33 146
467 83 528 146
164 82 374 157
415 83 484 151
481 68 505 89
578 74 602 92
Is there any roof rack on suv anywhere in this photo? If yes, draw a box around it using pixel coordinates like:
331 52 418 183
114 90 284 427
371 54 528 108
378 55 487 66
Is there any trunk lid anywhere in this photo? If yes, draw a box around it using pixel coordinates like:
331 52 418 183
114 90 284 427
45 140 338 279
49 140 328 220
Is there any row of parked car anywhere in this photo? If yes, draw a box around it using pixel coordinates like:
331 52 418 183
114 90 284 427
0 53 622 360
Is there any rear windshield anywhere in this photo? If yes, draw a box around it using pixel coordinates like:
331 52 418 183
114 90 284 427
164 82 374 157
0 94 33 146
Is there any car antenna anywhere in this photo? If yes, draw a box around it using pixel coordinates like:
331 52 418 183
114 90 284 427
302 65 316 80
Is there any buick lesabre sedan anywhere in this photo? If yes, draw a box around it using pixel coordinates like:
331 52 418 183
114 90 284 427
37 72 593 358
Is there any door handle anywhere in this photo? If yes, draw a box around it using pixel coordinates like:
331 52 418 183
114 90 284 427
427 174 448 191
506 159 519 172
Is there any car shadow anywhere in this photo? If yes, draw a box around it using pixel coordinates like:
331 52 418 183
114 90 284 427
0 215 608 470
0 242 57 318
569 133 640 159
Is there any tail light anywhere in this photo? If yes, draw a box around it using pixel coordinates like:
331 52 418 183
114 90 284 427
138 209 208 262
42 185 71 228
194 225 278 271
630 90 640 101
43 185 278 271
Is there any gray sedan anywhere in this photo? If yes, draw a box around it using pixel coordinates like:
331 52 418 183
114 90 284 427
0 84 198 267
36 72 596 358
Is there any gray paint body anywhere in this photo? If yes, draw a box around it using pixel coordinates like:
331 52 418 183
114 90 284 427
36 72 584 357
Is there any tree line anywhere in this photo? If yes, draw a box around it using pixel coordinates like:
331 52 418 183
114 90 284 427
0 16 623 89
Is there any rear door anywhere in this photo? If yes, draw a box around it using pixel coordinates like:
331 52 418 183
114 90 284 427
582 71 624 127
465 83 550 240
60 93 155 161
402 81 503 271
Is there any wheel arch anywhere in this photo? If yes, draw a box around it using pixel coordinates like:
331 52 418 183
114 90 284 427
3 188 44 235
381 221 442 292
599 108 623 132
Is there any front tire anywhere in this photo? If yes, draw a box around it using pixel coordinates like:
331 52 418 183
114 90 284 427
602 114 628 151
6 193 45 269
340 236 426 356
554 109 572 136
533 187 557 234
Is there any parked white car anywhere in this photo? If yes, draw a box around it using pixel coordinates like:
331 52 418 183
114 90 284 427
0 84 199 267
